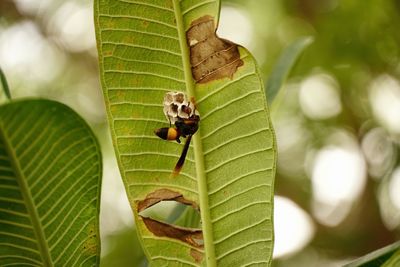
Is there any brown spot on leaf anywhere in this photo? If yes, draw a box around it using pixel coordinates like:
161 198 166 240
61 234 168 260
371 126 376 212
137 188 198 212
187 15 243 83
141 216 203 248
190 248 204 263
142 20 149 28
103 49 113 57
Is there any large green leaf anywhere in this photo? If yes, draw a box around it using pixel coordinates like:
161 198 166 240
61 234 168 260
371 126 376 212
95 0 276 266
0 100 102 266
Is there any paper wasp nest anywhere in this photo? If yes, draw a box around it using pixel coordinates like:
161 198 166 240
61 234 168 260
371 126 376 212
163 92 198 124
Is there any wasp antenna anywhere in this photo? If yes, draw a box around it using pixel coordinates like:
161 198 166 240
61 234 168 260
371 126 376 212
172 135 192 177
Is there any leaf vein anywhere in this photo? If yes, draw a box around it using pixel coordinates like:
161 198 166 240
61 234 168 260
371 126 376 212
115 0 174 12
242 260 270 267
44 180 97 234
210 184 271 209
0 208 28 217
181 0 216 15
142 235 204 252
151 255 198 266
211 201 270 223
201 108 264 140
125 168 196 181
30 139 94 190
0 231 37 243
24 128 86 179
105 55 183 71
120 152 195 163
101 28 178 40
0 219 33 229
197 71 255 104
0 255 41 265
214 217 270 245
104 69 185 83
209 168 272 195
203 127 269 156
13 111 54 152
216 239 272 260
64 233 97 267
109 101 163 107
206 147 272 174
53 217 95 263
107 87 172 92
114 118 166 123
43 178 98 228
99 14 176 29
0 196 24 204
129 182 197 194
102 41 181 56
201 90 259 120
0 242 40 255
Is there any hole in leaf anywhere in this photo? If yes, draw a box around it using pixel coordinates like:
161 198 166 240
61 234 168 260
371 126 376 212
137 189 203 252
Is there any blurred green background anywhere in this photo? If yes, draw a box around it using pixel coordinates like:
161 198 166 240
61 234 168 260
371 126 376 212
1 0 399 266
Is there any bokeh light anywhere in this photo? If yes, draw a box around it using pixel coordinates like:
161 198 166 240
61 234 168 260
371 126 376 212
274 196 315 258
299 73 342 120
389 167 400 211
0 21 65 88
361 127 396 179
369 75 400 134
309 130 367 226
48 2 96 52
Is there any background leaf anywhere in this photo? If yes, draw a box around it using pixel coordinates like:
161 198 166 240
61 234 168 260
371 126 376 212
95 0 276 266
0 67 11 104
344 241 400 267
383 248 400 267
0 99 102 266
265 36 314 103
100 227 146 267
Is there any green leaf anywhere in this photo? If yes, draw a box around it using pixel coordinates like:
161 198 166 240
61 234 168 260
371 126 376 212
383 248 400 267
0 99 102 266
265 36 313 103
172 205 201 229
95 0 276 266
0 67 11 103
344 241 400 267
100 227 147 267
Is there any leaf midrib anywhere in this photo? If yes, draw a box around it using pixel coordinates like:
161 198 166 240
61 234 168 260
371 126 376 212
171 0 216 266
0 122 53 266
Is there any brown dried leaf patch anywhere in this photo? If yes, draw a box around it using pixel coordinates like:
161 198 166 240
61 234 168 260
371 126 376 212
187 15 243 83
140 216 204 248
137 188 198 212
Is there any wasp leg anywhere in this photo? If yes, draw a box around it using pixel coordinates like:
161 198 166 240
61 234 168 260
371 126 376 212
172 135 192 177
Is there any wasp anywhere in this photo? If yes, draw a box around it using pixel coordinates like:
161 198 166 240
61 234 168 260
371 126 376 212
154 99 200 176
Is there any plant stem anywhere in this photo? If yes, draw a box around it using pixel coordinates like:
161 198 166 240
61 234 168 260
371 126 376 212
172 1 217 266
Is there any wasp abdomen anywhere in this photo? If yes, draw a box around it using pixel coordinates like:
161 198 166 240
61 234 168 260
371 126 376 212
154 127 180 142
